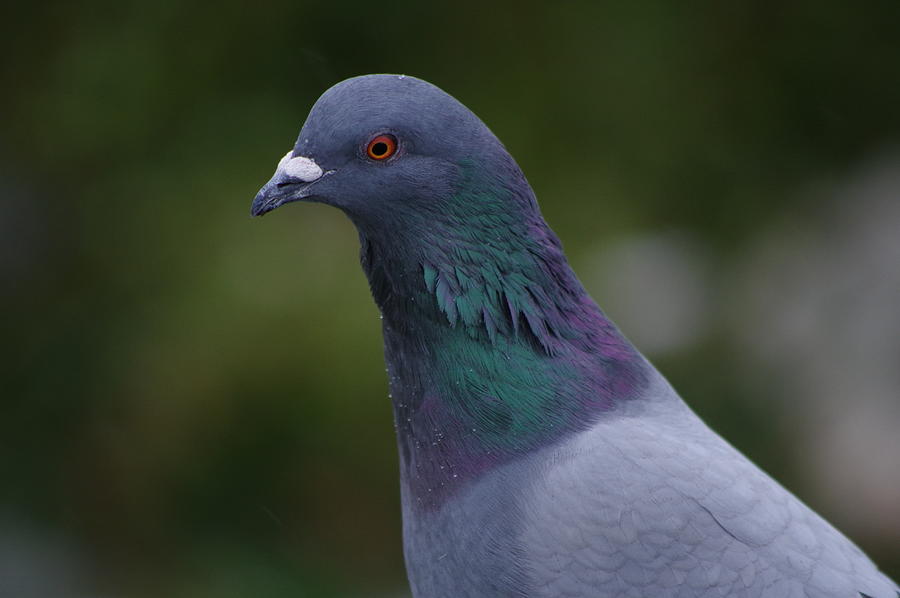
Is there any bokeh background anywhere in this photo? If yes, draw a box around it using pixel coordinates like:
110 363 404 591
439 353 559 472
2 1 899 596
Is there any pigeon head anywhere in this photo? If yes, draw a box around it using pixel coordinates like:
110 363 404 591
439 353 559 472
250 74 536 241
250 74 637 360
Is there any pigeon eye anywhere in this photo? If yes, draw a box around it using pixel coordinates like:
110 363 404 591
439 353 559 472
366 134 397 160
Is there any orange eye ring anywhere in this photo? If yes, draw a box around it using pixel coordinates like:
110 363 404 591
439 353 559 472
366 134 397 160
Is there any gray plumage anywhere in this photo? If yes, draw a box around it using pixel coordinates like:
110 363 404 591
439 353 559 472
250 74 898 597
405 373 897 597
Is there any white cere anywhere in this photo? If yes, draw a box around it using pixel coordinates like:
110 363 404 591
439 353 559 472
275 151 323 182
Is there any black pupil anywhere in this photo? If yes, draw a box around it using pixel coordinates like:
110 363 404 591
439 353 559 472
372 141 388 156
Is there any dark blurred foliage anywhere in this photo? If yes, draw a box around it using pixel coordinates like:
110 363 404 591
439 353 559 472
2 1 899 596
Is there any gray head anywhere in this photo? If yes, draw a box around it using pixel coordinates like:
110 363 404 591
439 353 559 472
250 75 535 236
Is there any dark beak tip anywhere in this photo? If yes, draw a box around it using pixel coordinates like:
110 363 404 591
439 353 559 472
250 189 275 217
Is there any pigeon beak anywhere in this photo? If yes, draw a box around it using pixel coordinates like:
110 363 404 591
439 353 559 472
250 152 330 217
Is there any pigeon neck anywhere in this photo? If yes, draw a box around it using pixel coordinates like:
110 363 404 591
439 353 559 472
359 159 634 356
357 171 650 512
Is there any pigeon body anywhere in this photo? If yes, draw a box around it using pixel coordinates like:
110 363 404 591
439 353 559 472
251 75 897 597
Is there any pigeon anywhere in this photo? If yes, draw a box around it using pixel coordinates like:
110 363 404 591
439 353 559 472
250 74 898 598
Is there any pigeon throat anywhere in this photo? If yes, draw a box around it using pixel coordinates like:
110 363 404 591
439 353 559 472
356 176 649 510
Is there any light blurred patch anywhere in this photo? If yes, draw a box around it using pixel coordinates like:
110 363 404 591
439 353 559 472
580 231 714 356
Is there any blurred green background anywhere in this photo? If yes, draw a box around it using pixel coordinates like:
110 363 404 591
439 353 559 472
2 1 899 596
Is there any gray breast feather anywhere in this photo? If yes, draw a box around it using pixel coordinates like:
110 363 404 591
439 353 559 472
520 398 897 597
